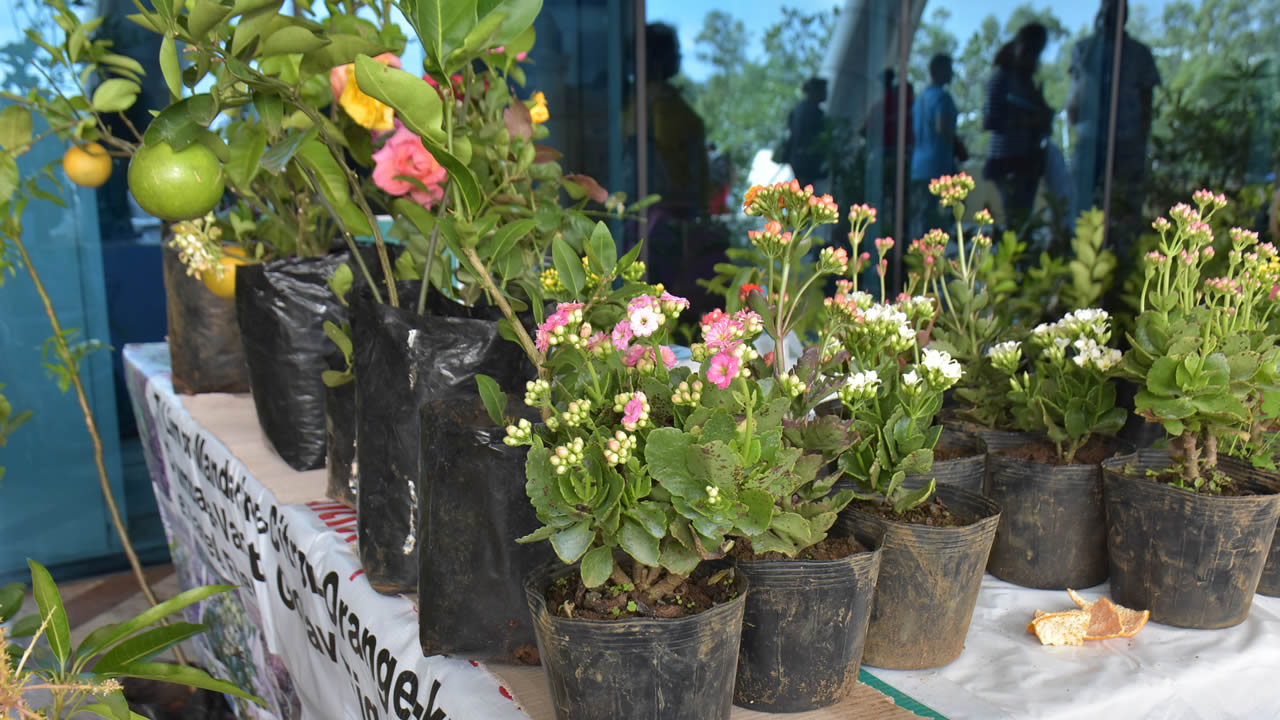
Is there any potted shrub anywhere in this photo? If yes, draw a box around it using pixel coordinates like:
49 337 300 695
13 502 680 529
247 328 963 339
983 308 1128 589
1108 190 1280 628
832 176 1001 670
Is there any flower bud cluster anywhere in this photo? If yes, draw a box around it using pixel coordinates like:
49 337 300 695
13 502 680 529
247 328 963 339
622 260 647 282
503 418 534 446
603 430 637 466
927 173 976 208
818 246 850 275
560 398 593 427
524 378 551 407
548 437 586 475
973 208 994 226
894 294 936 327
535 302 586 353
672 377 704 406
1192 188 1228 211
909 228 949 268
614 391 651 432
747 220 793 256
540 267 566 293
780 372 807 397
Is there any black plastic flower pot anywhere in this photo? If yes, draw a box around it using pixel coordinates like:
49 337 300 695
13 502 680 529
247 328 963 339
417 397 554 663
323 381 357 509
235 253 349 471
732 529 883 713
982 433 1125 590
162 243 250 395
836 482 1000 670
1102 449 1280 628
525 561 748 720
1216 456 1280 597
908 428 987 495
353 285 534 593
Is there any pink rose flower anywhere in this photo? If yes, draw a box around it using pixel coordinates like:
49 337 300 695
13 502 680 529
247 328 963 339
372 127 448 209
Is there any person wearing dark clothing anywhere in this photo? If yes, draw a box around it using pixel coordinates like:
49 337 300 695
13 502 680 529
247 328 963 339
982 23 1054 231
1067 0 1161 254
783 77 828 188
910 54 959 241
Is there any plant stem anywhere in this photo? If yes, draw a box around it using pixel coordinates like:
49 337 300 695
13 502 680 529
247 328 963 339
416 184 453 315
10 232 186 664
460 246 543 367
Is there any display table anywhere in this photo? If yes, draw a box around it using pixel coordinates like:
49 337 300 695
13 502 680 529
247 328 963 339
125 342 1280 719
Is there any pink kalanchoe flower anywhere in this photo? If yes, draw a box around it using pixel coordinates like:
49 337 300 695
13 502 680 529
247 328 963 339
659 345 676 369
707 351 741 389
629 306 662 336
611 320 634 350
702 317 742 351
621 392 648 431
622 345 648 368
586 331 609 355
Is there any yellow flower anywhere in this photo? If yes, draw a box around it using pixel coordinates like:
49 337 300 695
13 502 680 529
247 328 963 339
529 91 549 125
339 65 394 131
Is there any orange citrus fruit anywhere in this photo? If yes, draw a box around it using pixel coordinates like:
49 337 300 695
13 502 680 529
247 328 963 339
62 142 113 188
127 141 226 221
201 247 249 299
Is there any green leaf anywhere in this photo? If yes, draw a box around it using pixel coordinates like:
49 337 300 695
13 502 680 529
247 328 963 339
419 135 481 216
159 34 181 100
619 518 660 567
644 427 695 489
549 520 594 564
737 488 774 535
770 512 813 546
551 235 585 297
329 264 354 304
624 505 667 538
224 123 267 187
260 25 330 56
295 139 349 206
0 581 23 622
100 662 263 704
1146 356 1181 397
93 622 207 673
892 479 936 513
323 321 352 359
78 697 135 720
92 78 141 112
353 55 444 142
659 538 701 575
260 127 316 174
10 613 41 638
474 374 507 426
461 10 507 54
410 0 479 70
585 221 617 275
77 584 235 662
579 545 613 588
256 93 284 136
486 218 536 261
0 106 32 152
515 524 557 544
187 0 234 37
28 559 70 664
0 152 17 204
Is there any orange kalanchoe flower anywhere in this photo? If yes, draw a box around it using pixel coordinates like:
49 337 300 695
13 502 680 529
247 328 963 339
743 184 763 211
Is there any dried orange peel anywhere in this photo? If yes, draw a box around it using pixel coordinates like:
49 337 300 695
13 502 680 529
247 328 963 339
1027 590 1149 645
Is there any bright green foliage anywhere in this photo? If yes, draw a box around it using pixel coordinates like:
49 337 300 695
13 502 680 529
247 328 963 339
0 560 261 719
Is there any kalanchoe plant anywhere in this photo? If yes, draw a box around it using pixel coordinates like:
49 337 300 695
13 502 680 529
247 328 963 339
907 173 1022 429
988 308 1127 463
825 289 963 512
1118 190 1280 492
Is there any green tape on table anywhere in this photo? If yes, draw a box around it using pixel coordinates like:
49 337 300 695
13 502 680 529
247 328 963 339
859 670 947 719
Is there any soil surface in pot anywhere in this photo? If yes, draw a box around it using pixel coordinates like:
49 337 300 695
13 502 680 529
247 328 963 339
731 535 868 562
934 443 979 461
851 495 968 527
1114 460 1262 498
547 559 739 621
993 435 1114 466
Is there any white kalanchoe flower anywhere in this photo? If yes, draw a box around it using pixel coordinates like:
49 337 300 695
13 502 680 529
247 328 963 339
629 306 663 337
921 348 963 386
902 370 921 387
986 340 1022 374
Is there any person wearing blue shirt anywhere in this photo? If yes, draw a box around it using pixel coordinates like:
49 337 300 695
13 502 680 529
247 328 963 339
910 54 959 241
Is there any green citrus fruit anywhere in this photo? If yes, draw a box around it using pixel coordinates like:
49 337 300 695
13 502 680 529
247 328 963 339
63 142 113 187
127 141 226 221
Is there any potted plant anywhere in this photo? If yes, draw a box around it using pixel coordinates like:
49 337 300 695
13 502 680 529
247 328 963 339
713 180 880 712
1108 190 1280 628
831 177 1002 670
488 258 750 719
983 308 1129 589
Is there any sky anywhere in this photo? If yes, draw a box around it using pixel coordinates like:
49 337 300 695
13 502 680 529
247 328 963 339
646 0 1180 82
